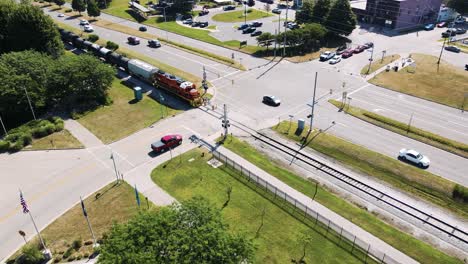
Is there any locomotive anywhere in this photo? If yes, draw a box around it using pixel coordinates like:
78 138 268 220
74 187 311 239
58 28 202 106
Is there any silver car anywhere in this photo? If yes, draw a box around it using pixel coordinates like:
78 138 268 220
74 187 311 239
398 149 430 168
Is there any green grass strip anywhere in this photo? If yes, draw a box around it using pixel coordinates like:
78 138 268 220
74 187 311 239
221 135 462 264
328 99 468 158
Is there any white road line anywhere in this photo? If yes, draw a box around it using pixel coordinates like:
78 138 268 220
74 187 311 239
347 84 372 96
209 69 241 82
106 146 136 168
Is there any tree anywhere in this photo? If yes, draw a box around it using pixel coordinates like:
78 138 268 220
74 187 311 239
295 0 314 24
447 0 467 15
324 0 356 36
168 0 195 14
72 0 86 15
87 0 100 18
54 0 65 7
301 23 327 51
256 32 274 49
16 243 45 264
247 0 255 7
1 1 64 57
99 197 255 263
311 0 331 24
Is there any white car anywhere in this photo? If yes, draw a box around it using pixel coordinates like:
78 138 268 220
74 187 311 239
320 51 335 61
57 13 64 17
79 19 89 25
329 55 341 64
398 149 430 168
83 25 94 32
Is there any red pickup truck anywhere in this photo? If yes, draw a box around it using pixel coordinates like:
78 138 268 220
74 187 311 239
151 134 183 153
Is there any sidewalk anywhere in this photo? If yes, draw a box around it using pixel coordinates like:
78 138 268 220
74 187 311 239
204 139 418 264
64 119 104 148
364 53 409 81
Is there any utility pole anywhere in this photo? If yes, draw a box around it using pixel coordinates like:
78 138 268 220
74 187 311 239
274 29 277 57
244 2 247 25
282 2 289 57
221 104 230 140
307 72 318 134
437 38 447 65
23 86 36 121
110 151 119 183
0 114 7 136
366 47 374 74
381 50 386 63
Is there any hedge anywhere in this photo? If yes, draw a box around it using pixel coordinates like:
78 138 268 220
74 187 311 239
453 184 468 202
105 41 119 51
88 34 99 42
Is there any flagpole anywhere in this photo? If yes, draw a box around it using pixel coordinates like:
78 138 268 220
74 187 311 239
28 210 47 252
81 197 97 246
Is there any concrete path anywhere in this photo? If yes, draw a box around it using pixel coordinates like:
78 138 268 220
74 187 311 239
203 139 418 264
64 120 104 148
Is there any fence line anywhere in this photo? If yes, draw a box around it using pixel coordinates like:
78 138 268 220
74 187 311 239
212 150 400 264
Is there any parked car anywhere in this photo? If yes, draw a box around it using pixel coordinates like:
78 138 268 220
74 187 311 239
455 28 467 34
199 9 209 16
335 45 347 55
286 22 299 29
242 27 256 34
223 5 235 11
329 55 342 64
442 29 457 38
251 30 262 36
363 42 374 49
319 51 335 61
445 46 461 53
128 36 140 45
148 39 161 48
424 23 435 30
454 16 466 24
79 19 89 25
341 49 354 58
199 22 209 28
277 3 287 8
151 134 183 153
57 13 64 17
272 8 281 14
263 95 281 106
83 25 94 32
183 18 193 24
354 45 365 53
265 0 273 3
181 14 192 20
398 149 430 168
139 26 147 32
437 21 447 28
251 21 263 27
191 21 201 27
466 64 468 71
238 23 251 30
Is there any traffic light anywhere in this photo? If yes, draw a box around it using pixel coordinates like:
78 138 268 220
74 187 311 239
222 119 230 128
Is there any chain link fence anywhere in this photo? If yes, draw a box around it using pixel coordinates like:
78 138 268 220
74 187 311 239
212 150 400 264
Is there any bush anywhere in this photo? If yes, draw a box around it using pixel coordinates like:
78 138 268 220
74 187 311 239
54 122 64 132
53 257 62 263
32 126 48 138
16 244 45 264
453 184 468 202
72 240 82 250
62 248 74 259
67 255 76 261
44 124 56 135
105 41 119 51
9 142 23 152
83 253 89 258
21 132 32 146
0 140 10 152
84 240 93 246
88 34 99 42
65 8 72 12
76 254 82 260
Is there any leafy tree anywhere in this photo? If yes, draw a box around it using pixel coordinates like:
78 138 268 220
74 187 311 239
99 197 255 264
324 0 356 36
87 0 100 17
247 0 255 7
256 32 274 49
295 0 314 24
72 0 86 15
301 23 327 51
1 1 64 57
54 0 65 7
168 0 195 14
447 0 467 15
311 0 331 24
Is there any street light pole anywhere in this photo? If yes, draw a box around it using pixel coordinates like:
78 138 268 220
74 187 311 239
23 86 36 121
282 3 289 57
366 47 374 74
437 37 447 65
274 29 277 57
0 114 7 136
308 72 318 134
244 3 247 25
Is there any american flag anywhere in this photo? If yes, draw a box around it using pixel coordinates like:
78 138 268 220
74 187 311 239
20 191 29 214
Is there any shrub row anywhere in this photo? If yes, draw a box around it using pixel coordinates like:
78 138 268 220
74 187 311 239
88 34 99 42
105 41 119 51
453 184 468 203
0 117 64 153
362 111 468 153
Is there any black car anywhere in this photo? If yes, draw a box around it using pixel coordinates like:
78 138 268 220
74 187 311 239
242 27 256 34
139 26 147 32
265 0 273 3
238 23 251 30
252 21 263 27
263 95 281 106
191 21 201 27
199 9 209 16
181 14 192 20
272 8 281 14
148 39 161 48
335 45 347 55
465 64 468 71
363 42 373 49
455 28 467 34
445 45 461 53
442 30 456 38
251 30 262 36
199 21 209 28
223 5 235 11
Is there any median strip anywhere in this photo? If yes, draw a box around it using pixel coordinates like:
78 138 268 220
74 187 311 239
328 99 468 158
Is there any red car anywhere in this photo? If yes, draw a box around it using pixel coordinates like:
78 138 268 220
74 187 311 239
342 49 354 58
151 134 183 153
354 45 365 53
437 22 447 28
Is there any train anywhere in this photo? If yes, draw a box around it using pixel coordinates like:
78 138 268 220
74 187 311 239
58 28 202 106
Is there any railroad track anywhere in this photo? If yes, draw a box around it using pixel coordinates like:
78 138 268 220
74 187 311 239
206 107 468 248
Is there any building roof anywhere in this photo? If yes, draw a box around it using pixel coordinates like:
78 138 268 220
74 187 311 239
351 0 367 11
129 1 150 13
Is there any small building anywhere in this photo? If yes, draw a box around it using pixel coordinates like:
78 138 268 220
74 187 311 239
353 0 443 31
437 4 459 22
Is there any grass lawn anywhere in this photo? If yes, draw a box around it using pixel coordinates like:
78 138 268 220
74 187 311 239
272 121 468 219
27 130 83 150
78 79 178 144
360 54 400 75
220 136 461 264
328 99 468 158
12 182 150 263
369 53 468 110
211 9 273 23
152 149 367 263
